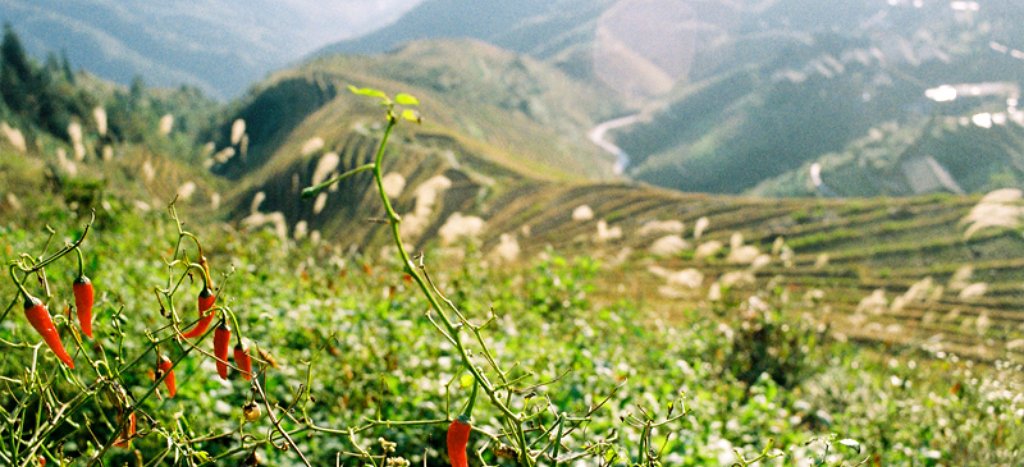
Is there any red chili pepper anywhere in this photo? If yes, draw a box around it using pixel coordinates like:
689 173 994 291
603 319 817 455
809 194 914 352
447 381 478 467
73 275 94 338
113 412 136 447
234 344 252 381
214 323 231 380
24 296 74 368
447 418 471 467
181 286 216 338
158 356 176 397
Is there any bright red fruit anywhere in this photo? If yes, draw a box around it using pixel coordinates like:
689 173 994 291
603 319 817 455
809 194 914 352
234 344 252 381
158 356 176 397
447 418 471 467
214 323 231 380
73 275 94 338
181 286 216 338
24 296 74 368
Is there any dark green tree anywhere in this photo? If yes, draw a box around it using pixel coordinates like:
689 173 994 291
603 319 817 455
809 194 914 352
60 49 75 83
1 23 37 115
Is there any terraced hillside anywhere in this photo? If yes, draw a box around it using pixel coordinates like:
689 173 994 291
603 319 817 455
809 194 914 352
237 161 1024 367
474 184 1024 365
221 104 1024 368
611 0 1024 195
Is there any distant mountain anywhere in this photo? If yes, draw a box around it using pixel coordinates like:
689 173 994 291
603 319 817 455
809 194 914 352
610 0 1024 195
0 0 421 98
749 115 1024 197
313 0 617 83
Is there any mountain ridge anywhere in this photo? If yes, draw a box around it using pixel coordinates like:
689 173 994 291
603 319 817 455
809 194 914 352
0 0 421 98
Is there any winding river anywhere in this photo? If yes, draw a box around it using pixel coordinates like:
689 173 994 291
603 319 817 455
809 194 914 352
588 114 641 175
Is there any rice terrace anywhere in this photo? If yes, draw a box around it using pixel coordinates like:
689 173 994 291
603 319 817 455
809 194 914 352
0 0 1023 465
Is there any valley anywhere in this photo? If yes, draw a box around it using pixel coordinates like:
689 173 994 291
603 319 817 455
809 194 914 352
587 113 640 174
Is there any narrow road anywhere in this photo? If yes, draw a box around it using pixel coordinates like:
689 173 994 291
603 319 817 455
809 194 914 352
588 114 641 175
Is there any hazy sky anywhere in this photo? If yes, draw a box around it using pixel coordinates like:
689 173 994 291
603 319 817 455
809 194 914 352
281 0 424 51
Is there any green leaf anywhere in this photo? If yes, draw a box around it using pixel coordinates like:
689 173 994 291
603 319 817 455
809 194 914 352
383 375 400 394
347 85 387 100
459 374 474 388
401 109 421 124
394 93 419 106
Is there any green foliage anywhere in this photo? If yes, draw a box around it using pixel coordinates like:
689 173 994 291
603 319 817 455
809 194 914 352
723 295 826 389
1 23 34 115
104 79 217 153
0 25 214 163
0 24 96 140
60 177 105 216
521 253 598 317
0 192 1021 464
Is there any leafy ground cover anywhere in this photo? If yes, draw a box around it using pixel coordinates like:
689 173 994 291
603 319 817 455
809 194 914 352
1 205 1022 465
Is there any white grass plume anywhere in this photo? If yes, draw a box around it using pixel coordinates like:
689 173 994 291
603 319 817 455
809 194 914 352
313 193 328 215
93 107 107 137
649 235 689 257
311 152 340 187
381 172 406 199
402 175 452 242
159 114 175 135
230 119 246 146
638 220 684 236
693 216 710 239
251 191 266 214
572 205 594 222
439 212 485 244
595 220 622 242
695 241 723 260
492 233 521 263
301 137 325 156
961 189 1024 240
0 122 26 153
176 182 197 200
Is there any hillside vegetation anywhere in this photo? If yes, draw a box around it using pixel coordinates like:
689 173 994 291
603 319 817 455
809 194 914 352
613 0 1024 195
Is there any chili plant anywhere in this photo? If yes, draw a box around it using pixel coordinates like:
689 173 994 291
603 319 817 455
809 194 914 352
0 206 265 465
300 86 696 466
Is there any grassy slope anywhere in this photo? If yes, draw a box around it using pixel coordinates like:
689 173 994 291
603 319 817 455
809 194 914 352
211 39 625 248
